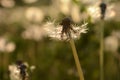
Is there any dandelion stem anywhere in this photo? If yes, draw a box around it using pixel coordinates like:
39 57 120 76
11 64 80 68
69 39 84 80
100 21 104 80
3 53 9 79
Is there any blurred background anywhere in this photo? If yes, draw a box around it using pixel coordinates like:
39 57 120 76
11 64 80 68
0 0 120 80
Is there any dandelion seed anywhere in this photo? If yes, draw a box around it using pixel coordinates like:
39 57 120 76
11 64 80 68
44 18 88 41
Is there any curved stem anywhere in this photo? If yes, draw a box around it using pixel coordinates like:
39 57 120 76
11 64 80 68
69 39 84 80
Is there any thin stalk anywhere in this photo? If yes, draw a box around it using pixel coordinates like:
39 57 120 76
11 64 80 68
100 21 104 80
69 39 84 80
3 53 9 80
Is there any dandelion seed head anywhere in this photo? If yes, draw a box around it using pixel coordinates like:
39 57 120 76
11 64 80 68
1 0 15 8
25 7 44 23
87 2 115 22
59 0 71 15
22 24 46 41
0 37 16 52
70 4 81 23
44 19 88 41
5 42 16 53
105 35 119 52
9 61 35 80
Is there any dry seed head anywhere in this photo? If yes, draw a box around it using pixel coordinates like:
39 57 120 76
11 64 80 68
44 18 88 41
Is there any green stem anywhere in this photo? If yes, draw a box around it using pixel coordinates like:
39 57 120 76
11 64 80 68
3 53 9 80
69 39 84 80
100 21 104 80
